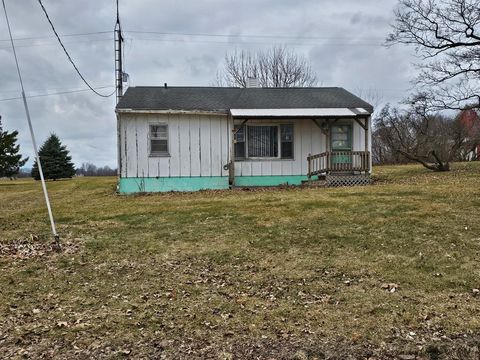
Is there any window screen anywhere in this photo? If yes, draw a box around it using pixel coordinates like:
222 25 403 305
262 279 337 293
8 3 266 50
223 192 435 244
247 126 278 158
234 125 246 159
280 124 294 159
150 124 168 155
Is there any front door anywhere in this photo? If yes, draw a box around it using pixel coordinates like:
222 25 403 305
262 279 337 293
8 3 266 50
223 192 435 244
330 124 352 169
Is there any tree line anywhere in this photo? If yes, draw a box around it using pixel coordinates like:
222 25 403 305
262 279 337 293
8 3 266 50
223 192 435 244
75 163 117 177
0 116 115 180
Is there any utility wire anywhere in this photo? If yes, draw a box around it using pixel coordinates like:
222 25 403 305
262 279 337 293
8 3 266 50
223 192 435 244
0 83 113 94
0 29 383 51
0 85 115 102
0 29 383 48
124 36 382 47
36 0 115 98
125 30 384 42
2 0 59 244
0 37 113 50
0 30 112 42
1 29 383 44
0 35 379 50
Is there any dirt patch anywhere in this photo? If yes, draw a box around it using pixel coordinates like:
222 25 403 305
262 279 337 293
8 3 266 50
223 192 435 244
146 335 480 359
8 334 476 359
0 235 82 259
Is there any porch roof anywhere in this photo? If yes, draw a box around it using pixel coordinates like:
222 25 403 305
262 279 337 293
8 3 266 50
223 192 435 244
229 107 370 118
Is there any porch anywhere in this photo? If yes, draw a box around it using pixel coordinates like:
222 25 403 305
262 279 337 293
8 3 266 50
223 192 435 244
307 150 371 178
230 110 372 186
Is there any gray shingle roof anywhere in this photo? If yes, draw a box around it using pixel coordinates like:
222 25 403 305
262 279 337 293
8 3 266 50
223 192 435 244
116 86 373 113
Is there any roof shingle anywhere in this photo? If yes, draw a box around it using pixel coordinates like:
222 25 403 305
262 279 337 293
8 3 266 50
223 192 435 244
116 86 373 113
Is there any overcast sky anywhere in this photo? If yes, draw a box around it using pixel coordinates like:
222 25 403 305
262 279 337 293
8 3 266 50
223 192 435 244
0 0 417 168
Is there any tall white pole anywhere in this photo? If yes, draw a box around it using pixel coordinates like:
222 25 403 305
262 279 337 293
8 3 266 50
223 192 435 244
2 0 59 242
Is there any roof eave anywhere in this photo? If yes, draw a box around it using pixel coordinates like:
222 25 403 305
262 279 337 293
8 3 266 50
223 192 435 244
115 108 228 116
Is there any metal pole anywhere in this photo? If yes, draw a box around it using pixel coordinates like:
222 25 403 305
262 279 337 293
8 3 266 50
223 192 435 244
2 0 59 243
115 0 123 182
115 27 123 104
115 0 123 104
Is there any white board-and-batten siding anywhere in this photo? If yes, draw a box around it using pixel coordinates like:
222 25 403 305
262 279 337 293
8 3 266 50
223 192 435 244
119 113 230 178
119 114 370 178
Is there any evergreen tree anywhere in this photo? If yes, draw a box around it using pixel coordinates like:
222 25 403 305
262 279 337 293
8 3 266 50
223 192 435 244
0 116 28 179
31 134 75 180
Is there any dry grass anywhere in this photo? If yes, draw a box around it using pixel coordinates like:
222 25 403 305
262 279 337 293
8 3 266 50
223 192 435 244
1 163 480 359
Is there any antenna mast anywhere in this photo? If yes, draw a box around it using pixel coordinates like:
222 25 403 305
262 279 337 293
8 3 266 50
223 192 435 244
2 0 59 246
114 0 123 104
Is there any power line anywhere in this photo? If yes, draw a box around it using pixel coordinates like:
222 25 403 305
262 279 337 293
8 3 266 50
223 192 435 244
125 30 384 42
0 83 113 94
35 0 115 98
0 37 113 50
0 28 384 51
124 36 382 47
0 30 383 47
0 85 115 102
0 30 111 42
0 28 384 48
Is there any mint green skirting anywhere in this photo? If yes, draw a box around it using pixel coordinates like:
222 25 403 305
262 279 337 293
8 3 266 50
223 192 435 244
119 177 229 194
119 175 315 193
234 175 311 187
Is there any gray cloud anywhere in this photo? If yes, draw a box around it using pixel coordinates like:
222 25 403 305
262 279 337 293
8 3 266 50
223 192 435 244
0 0 416 168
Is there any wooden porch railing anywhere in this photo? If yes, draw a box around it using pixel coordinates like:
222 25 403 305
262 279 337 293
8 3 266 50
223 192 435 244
307 151 370 177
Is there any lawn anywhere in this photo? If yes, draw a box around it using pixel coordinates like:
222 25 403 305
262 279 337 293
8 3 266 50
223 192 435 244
1 163 480 359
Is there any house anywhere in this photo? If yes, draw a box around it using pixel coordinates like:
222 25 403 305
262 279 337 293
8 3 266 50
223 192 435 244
115 86 373 193
458 108 480 161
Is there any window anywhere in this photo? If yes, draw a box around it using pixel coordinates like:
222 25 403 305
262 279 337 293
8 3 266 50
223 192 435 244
248 126 278 158
331 125 352 150
234 125 246 158
149 124 169 156
234 124 294 160
280 124 294 159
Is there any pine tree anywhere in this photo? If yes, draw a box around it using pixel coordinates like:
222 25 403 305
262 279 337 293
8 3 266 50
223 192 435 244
31 134 75 180
0 116 28 179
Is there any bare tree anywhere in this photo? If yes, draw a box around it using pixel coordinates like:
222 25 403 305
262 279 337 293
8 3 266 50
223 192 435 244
387 0 480 110
216 46 317 88
373 104 480 170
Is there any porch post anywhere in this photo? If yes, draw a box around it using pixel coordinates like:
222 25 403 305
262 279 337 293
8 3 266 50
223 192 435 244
364 117 370 174
326 119 331 173
326 119 331 152
229 114 235 186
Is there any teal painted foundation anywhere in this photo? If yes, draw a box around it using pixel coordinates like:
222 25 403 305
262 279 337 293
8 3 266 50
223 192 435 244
119 175 316 194
119 177 229 194
234 175 311 187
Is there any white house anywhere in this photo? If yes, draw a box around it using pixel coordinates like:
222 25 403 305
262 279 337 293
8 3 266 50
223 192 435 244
115 86 373 193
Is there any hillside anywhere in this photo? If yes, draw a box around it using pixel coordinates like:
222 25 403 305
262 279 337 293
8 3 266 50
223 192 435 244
1 163 480 359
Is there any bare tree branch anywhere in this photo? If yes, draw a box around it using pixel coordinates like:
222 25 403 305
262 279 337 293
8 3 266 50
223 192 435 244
216 46 317 88
387 0 480 110
372 104 480 170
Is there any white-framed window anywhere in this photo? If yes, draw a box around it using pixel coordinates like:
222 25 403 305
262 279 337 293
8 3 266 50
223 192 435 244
234 123 294 160
149 123 169 156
